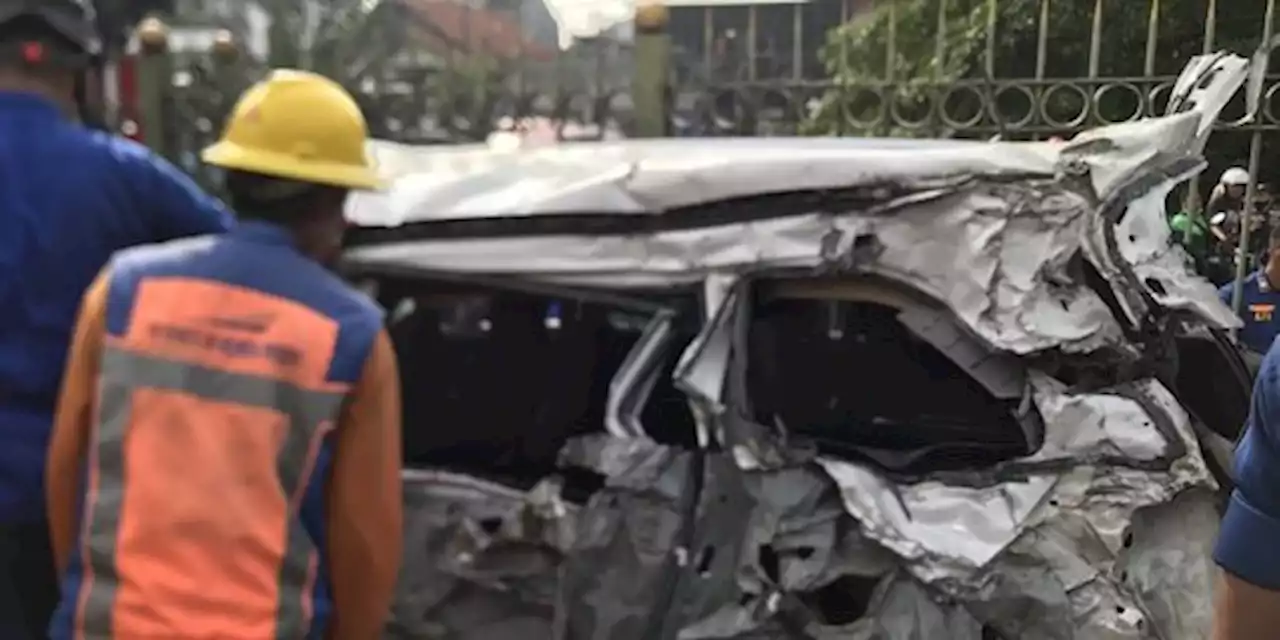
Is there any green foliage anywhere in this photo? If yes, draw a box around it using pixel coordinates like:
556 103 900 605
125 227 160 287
261 0 405 85
260 0 518 141
804 0 1270 139
432 56 508 140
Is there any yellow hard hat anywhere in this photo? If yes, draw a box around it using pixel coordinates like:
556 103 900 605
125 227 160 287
202 69 383 190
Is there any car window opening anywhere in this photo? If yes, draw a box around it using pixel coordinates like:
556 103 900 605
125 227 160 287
747 296 1035 474
380 280 699 501
1172 332 1250 442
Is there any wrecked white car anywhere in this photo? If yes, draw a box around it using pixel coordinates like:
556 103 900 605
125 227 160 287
345 53 1256 639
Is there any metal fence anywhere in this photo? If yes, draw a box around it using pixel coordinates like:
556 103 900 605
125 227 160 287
673 0 1279 139
136 0 1280 173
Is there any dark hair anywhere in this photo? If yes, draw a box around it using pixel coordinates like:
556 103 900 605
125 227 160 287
224 170 346 225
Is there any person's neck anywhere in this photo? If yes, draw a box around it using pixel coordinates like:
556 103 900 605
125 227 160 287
1264 263 1280 289
0 74 72 115
276 219 337 265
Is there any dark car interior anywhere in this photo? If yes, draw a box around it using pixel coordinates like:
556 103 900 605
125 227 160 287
376 277 699 500
1172 329 1252 442
746 284 1037 476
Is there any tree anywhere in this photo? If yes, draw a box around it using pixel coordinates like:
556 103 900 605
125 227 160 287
258 0 410 87
805 0 1271 142
258 0 551 142
428 56 508 140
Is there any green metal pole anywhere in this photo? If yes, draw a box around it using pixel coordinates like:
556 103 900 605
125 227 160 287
1230 0 1276 323
211 31 242 117
632 2 671 137
1231 131 1267 319
135 16 173 162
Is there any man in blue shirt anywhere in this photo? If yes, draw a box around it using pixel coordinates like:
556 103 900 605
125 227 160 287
1219 225 1280 355
0 2 233 637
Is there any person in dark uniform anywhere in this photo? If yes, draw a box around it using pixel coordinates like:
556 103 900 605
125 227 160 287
1220 225 1280 355
1212 229 1280 639
0 2 233 637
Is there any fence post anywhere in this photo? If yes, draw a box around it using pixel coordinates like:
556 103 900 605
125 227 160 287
633 1 670 137
134 16 173 161
1229 0 1277 323
210 29 242 117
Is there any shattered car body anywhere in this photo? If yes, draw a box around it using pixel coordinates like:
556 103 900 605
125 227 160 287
346 53 1256 639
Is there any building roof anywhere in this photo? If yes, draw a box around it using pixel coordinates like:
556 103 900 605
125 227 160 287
401 0 556 62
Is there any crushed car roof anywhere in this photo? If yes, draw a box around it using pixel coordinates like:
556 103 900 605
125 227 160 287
347 123 1153 225
344 102 1241 341
348 51 1251 227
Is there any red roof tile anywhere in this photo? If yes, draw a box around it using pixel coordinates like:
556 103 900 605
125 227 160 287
401 0 556 62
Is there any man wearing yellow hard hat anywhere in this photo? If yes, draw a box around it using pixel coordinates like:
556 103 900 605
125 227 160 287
43 69 403 640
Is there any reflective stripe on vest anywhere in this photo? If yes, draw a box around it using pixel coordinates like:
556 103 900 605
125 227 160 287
76 345 347 639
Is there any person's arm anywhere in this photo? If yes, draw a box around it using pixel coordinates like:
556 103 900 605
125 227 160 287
1170 213 1190 244
1214 348 1280 638
1220 282 1236 309
46 270 109 573
1211 209 1234 243
119 139 235 239
326 329 403 640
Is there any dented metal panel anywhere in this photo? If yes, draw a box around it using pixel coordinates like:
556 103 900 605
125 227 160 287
389 471 575 639
555 435 706 640
369 52 1256 640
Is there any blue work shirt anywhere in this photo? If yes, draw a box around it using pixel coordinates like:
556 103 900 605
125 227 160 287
1216 342 1280 588
1219 271 1280 354
0 91 233 523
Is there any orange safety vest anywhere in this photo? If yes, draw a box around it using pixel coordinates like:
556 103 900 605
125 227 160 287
55 223 382 639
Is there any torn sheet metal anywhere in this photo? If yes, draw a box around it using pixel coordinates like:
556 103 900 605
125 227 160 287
672 464 895 639
1054 52 1247 198
346 55 1245 229
1118 488 1220 638
345 147 1231 355
554 435 702 640
372 52 1251 640
1168 52 1252 147
693 377 1217 638
1112 172 1241 330
349 137 1058 225
392 437 705 640
346 56 1251 350
658 268 1219 636
826 574 987 640
389 470 576 639
349 53 1241 229
816 375 1212 581
352 181 1126 355
656 375 1217 638
957 488 1220 638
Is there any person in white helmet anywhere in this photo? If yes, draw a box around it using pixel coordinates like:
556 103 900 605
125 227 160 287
1210 167 1254 246
1221 167 1252 199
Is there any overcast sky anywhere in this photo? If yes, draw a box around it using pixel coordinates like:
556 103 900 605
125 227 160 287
542 0 632 45
541 0 810 46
